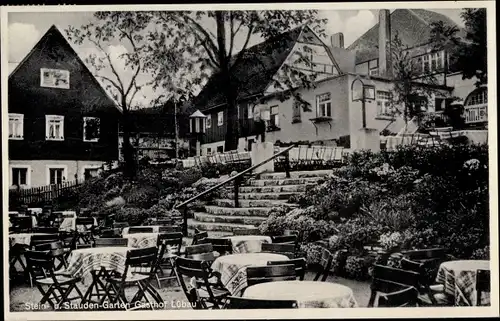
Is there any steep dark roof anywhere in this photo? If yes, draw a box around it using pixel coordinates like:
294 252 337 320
192 26 304 111
9 25 121 114
347 9 465 64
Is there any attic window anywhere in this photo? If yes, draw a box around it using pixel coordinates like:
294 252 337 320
40 68 70 89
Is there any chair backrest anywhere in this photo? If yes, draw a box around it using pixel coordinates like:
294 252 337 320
202 237 233 256
313 248 334 281
192 231 208 245
401 248 449 261
185 243 215 261
24 250 57 281
10 216 33 231
157 232 183 256
95 238 129 247
225 296 298 309
271 235 298 245
75 217 95 226
476 269 491 304
173 257 216 308
30 234 60 249
261 243 295 259
127 226 154 234
246 264 296 286
233 228 260 236
158 225 182 233
378 286 419 307
100 228 121 238
113 222 129 229
120 246 158 280
33 227 59 234
268 258 307 281
371 264 420 293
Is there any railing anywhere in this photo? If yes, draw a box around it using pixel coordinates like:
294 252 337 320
464 105 488 123
175 145 295 236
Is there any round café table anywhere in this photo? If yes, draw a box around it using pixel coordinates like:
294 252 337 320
436 260 490 306
243 280 358 308
224 235 272 253
9 232 51 247
210 252 289 296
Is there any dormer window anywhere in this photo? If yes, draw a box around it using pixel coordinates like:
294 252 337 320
9 113 24 140
46 115 64 141
40 68 70 89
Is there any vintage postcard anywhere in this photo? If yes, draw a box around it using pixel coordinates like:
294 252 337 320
1 1 497 320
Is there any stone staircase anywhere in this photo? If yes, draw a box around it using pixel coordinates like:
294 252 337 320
187 170 332 237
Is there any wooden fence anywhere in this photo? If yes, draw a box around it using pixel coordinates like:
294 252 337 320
9 179 82 206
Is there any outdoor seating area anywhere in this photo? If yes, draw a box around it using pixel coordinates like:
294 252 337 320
8 207 491 310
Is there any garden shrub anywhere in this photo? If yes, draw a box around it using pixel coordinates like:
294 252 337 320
300 243 324 266
344 255 375 281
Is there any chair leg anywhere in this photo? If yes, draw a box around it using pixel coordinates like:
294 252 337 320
367 290 377 307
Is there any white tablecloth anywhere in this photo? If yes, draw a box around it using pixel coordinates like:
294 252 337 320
224 235 272 253
122 233 159 248
243 280 358 308
9 233 51 247
122 226 161 235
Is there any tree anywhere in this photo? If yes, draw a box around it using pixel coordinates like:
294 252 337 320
146 10 327 151
389 33 440 126
458 8 487 86
429 20 461 86
66 12 185 178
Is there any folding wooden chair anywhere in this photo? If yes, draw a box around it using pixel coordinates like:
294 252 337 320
30 234 60 250
476 269 491 306
192 231 209 246
378 286 419 307
127 226 155 234
154 232 183 288
313 248 334 282
185 243 217 261
267 258 307 281
233 228 261 236
99 228 122 238
173 256 230 309
201 238 233 256
246 264 296 287
368 264 421 307
10 216 33 233
33 227 59 234
25 250 84 310
225 296 298 309
34 241 71 271
261 243 295 259
94 238 128 248
75 217 97 246
101 246 163 310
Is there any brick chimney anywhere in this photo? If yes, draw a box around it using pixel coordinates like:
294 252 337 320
378 9 392 77
330 32 344 49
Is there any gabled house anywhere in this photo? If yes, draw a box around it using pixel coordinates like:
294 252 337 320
348 9 486 127
8 25 121 188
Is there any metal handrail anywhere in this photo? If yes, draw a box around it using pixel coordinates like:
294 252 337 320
176 144 295 235
176 144 294 209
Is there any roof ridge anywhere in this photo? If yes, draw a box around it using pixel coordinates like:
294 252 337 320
407 9 433 26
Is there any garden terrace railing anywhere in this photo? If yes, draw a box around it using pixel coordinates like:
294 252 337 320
9 179 82 207
175 145 295 236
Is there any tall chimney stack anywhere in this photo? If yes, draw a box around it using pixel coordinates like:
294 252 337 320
378 9 392 77
331 32 344 49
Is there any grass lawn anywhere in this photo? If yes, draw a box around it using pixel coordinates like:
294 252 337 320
9 272 371 312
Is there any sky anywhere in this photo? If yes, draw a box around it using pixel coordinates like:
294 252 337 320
7 8 465 107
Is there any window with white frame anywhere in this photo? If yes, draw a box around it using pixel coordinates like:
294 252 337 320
9 113 24 139
217 111 224 126
206 147 212 155
465 88 487 106
40 68 70 89
269 105 279 128
416 51 445 74
46 115 64 140
376 91 393 116
368 59 379 76
83 117 100 142
47 166 66 185
206 114 212 128
316 93 332 118
11 166 29 186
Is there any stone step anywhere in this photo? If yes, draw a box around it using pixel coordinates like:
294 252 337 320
227 192 300 200
187 219 258 233
194 212 267 225
239 184 307 193
205 205 273 217
212 198 291 208
247 177 324 186
259 170 333 179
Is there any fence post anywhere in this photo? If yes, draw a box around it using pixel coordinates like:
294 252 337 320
233 177 240 208
284 150 291 179
182 206 188 237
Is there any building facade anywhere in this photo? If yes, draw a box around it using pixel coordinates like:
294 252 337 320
8 25 121 188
